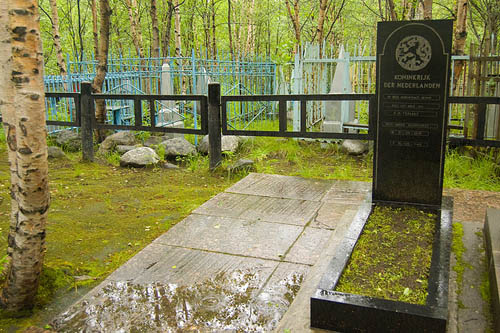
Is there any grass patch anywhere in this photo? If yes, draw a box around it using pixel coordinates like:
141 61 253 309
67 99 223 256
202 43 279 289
444 149 500 191
336 206 436 305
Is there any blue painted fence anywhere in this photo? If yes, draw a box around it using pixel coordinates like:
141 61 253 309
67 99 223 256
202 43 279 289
44 51 277 133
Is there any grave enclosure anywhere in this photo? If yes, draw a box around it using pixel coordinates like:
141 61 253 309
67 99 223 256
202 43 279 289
311 20 454 332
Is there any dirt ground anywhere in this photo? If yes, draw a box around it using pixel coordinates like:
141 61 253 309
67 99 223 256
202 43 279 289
444 188 500 223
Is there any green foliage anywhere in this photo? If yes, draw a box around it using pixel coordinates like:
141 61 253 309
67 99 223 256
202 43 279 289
444 150 500 191
156 144 166 161
105 151 122 166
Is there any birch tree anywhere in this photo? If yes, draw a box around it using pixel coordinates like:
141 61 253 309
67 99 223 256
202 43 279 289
151 0 160 58
91 0 111 141
0 0 51 312
125 0 145 59
49 0 67 76
285 0 301 53
452 0 468 92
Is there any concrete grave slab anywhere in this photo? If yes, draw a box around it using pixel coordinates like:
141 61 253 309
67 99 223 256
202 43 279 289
238 195 321 226
255 262 311 321
330 180 371 193
226 173 332 201
312 202 359 230
106 244 277 285
284 227 333 265
53 248 281 331
321 189 367 203
192 192 261 218
153 214 303 260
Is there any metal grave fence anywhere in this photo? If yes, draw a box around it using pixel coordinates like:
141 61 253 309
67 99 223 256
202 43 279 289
43 51 276 133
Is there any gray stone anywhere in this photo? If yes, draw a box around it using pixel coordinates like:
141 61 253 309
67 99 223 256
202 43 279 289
312 202 359 230
275 206 354 332
226 173 332 201
228 159 255 173
193 192 321 226
284 227 333 265
160 138 195 157
341 139 368 155
153 214 303 261
451 222 493 333
55 130 81 151
198 135 241 154
144 135 169 147
116 145 137 154
99 131 136 154
47 146 66 158
159 161 179 169
239 196 321 226
193 193 262 218
119 147 159 168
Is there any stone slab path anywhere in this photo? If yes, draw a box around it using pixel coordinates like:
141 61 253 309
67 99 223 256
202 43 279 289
51 173 369 332
51 173 494 332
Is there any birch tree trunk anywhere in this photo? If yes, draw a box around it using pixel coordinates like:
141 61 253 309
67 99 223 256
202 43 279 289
422 0 433 19
387 0 398 20
174 0 182 57
315 0 328 44
161 0 175 58
91 0 99 58
285 0 301 53
49 0 67 76
151 0 160 58
212 0 217 57
246 0 255 55
453 0 468 92
125 0 145 59
0 0 18 276
0 0 50 312
92 0 111 141
228 0 235 61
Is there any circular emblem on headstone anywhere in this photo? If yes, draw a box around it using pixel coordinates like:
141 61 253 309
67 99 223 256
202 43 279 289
395 35 432 71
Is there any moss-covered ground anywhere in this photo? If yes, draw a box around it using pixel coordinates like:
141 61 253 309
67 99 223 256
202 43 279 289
0 128 498 330
335 206 436 304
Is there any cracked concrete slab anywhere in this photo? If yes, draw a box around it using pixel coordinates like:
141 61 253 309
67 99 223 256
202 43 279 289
153 214 303 260
284 227 333 265
226 173 332 201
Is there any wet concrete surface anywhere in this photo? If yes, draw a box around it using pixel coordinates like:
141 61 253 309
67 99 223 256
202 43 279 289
51 173 367 332
52 173 493 332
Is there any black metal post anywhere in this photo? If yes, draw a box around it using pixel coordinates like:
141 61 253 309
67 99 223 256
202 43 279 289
477 103 486 140
208 83 222 170
80 82 94 161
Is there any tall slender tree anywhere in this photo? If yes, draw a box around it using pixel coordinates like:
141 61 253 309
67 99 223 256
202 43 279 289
151 0 160 58
0 0 50 312
91 0 112 141
453 0 468 92
49 0 67 76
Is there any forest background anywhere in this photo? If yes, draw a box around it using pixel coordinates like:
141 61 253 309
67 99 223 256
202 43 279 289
39 0 499 76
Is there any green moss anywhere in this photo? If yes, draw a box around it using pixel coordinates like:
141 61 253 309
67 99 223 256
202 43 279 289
452 222 472 296
336 206 436 305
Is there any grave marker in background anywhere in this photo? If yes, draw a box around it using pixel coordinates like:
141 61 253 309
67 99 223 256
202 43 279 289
373 20 453 207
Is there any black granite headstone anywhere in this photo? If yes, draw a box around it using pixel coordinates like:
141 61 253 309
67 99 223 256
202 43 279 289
373 20 453 207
